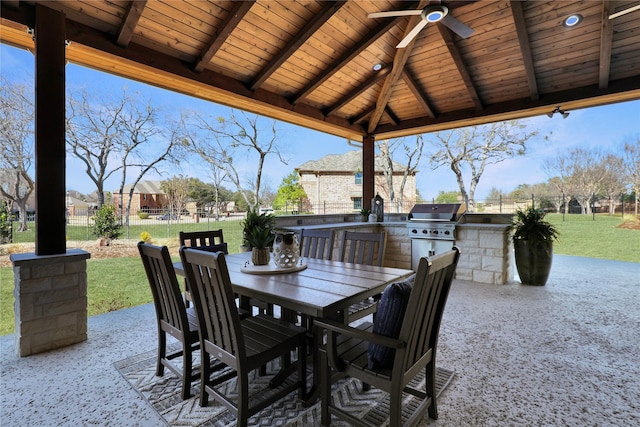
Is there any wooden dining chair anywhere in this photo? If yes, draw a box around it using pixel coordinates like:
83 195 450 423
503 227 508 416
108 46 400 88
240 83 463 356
338 230 387 323
179 247 307 425
316 248 461 427
179 229 227 252
299 228 335 260
138 242 199 400
178 230 228 306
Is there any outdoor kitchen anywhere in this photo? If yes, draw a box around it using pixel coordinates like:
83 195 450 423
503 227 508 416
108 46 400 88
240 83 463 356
276 204 514 285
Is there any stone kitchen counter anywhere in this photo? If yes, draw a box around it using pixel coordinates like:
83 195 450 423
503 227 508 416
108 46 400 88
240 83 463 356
275 214 514 284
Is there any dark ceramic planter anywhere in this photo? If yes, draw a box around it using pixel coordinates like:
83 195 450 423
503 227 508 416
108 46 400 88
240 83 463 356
514 239 553 286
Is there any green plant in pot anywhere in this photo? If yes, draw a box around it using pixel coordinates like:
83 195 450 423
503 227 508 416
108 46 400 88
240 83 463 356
511 206 559 286
360 208 370 222
241 209 276 265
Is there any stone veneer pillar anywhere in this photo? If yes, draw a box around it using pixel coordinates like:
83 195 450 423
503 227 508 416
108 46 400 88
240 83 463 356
10 249 91 357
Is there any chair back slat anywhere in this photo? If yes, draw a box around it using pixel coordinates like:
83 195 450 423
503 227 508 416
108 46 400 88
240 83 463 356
179 230 225 248
138 243 190 334
398 248 460 370
180 248 245 367
339 231 386 266
300 228 334 260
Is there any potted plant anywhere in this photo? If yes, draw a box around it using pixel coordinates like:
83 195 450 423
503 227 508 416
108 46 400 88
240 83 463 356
241 209 276 265
360 208 370 222
511 206 559 286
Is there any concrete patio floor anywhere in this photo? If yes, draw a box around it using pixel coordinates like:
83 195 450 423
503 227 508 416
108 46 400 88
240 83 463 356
1 255 639 426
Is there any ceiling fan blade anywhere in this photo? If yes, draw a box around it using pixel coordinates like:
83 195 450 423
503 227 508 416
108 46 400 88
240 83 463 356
440 15 474 38
397 19 429 48
368 10 423 19
609 3 640 19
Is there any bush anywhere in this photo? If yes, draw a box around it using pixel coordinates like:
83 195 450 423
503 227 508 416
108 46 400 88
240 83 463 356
138 212 150 219
92 204 122 240
0 202 12 244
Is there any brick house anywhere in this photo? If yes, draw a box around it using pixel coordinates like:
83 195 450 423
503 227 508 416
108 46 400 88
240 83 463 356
296 150 417 213
112 180 168 215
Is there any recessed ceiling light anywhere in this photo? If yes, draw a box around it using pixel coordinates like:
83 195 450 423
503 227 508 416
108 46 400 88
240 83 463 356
372 63 383 71
563 14 583 28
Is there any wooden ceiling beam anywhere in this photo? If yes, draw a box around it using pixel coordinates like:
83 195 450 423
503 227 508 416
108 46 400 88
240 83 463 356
249 1 346 91
116 1 146 47
291 1 421 105
325 66 390 116
510 0 539 101
384 106 399 126
438 24 483 112
401 69 436 118
194 1 254 73
599 1 614 89
372 74 640 139
367 0 429 134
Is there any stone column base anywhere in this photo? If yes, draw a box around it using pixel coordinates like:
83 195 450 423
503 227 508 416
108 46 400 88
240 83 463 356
10 249 91 357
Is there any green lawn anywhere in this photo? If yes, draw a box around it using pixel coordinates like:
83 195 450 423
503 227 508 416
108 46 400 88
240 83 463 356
1 213 638 336
547 213 640 263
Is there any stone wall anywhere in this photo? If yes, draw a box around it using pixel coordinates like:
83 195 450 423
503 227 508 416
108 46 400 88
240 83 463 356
277 215 514 285
10 249 91 356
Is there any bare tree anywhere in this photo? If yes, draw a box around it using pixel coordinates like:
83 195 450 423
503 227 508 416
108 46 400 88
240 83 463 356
567 148 606 214
116 107 180 228
67 88 177 211
0 78 34 231
160 175 190 219
622 138 640 215
183 110 287 211
600 154 626 215
378 135 423 211
428 121 538 212
543 155 576 215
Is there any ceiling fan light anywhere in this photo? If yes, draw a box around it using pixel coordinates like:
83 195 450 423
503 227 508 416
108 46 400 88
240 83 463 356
546 112 554 119
563 14 583 28
562 111 570 119
372 63 383 71
423 5 448 23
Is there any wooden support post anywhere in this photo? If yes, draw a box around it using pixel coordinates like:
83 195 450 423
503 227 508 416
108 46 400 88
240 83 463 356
34 5 66 255
362 134 375 211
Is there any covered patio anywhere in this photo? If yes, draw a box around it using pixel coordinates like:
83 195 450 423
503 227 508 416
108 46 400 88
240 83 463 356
1 1 639 424
2 255 639 425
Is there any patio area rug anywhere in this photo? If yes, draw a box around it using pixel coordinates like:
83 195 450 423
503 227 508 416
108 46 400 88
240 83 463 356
114 343 454 426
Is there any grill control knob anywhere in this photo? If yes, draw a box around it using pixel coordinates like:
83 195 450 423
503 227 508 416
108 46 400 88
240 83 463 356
444 230 450 235
422 229 428 234
432 230 439 235
411 229 418 234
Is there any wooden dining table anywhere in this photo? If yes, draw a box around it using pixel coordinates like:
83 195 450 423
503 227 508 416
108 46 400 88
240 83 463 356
174 250 414 403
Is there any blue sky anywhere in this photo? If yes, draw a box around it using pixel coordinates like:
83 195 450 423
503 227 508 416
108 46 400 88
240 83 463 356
2 43 639 200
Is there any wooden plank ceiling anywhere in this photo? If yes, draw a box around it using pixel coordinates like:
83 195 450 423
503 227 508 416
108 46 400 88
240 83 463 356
1 0 640 141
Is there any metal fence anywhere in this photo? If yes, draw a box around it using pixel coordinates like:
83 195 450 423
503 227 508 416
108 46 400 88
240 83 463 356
4 195 637 244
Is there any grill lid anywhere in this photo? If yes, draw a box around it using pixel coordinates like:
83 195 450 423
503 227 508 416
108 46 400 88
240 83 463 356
408 203 466 222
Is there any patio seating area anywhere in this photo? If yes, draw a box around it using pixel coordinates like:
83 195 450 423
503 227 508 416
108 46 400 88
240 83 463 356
1 254 639 426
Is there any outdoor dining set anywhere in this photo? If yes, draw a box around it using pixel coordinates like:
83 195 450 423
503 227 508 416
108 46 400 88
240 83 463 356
138 228 460 427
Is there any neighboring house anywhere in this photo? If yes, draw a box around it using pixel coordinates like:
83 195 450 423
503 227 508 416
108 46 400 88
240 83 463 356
296 150 417 213
112 180 168 215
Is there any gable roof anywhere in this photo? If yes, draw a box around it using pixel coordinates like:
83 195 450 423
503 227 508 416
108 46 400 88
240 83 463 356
2 1 638 141
297 150 411 174
119 180 164 195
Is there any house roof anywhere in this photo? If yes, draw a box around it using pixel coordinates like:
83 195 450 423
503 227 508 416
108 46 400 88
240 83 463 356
1 1 639 142
297 150 410 174
120 180 164 195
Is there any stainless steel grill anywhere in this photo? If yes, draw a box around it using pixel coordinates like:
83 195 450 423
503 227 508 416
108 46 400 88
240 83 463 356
407 203 466 270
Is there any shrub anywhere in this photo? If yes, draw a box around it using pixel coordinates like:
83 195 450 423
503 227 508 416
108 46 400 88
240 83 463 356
0 202 11 244
92 204 122 240
138 211 150 219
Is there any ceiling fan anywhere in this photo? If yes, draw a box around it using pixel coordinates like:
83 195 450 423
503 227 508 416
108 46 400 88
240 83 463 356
609 3 640 19
368 3 473 48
